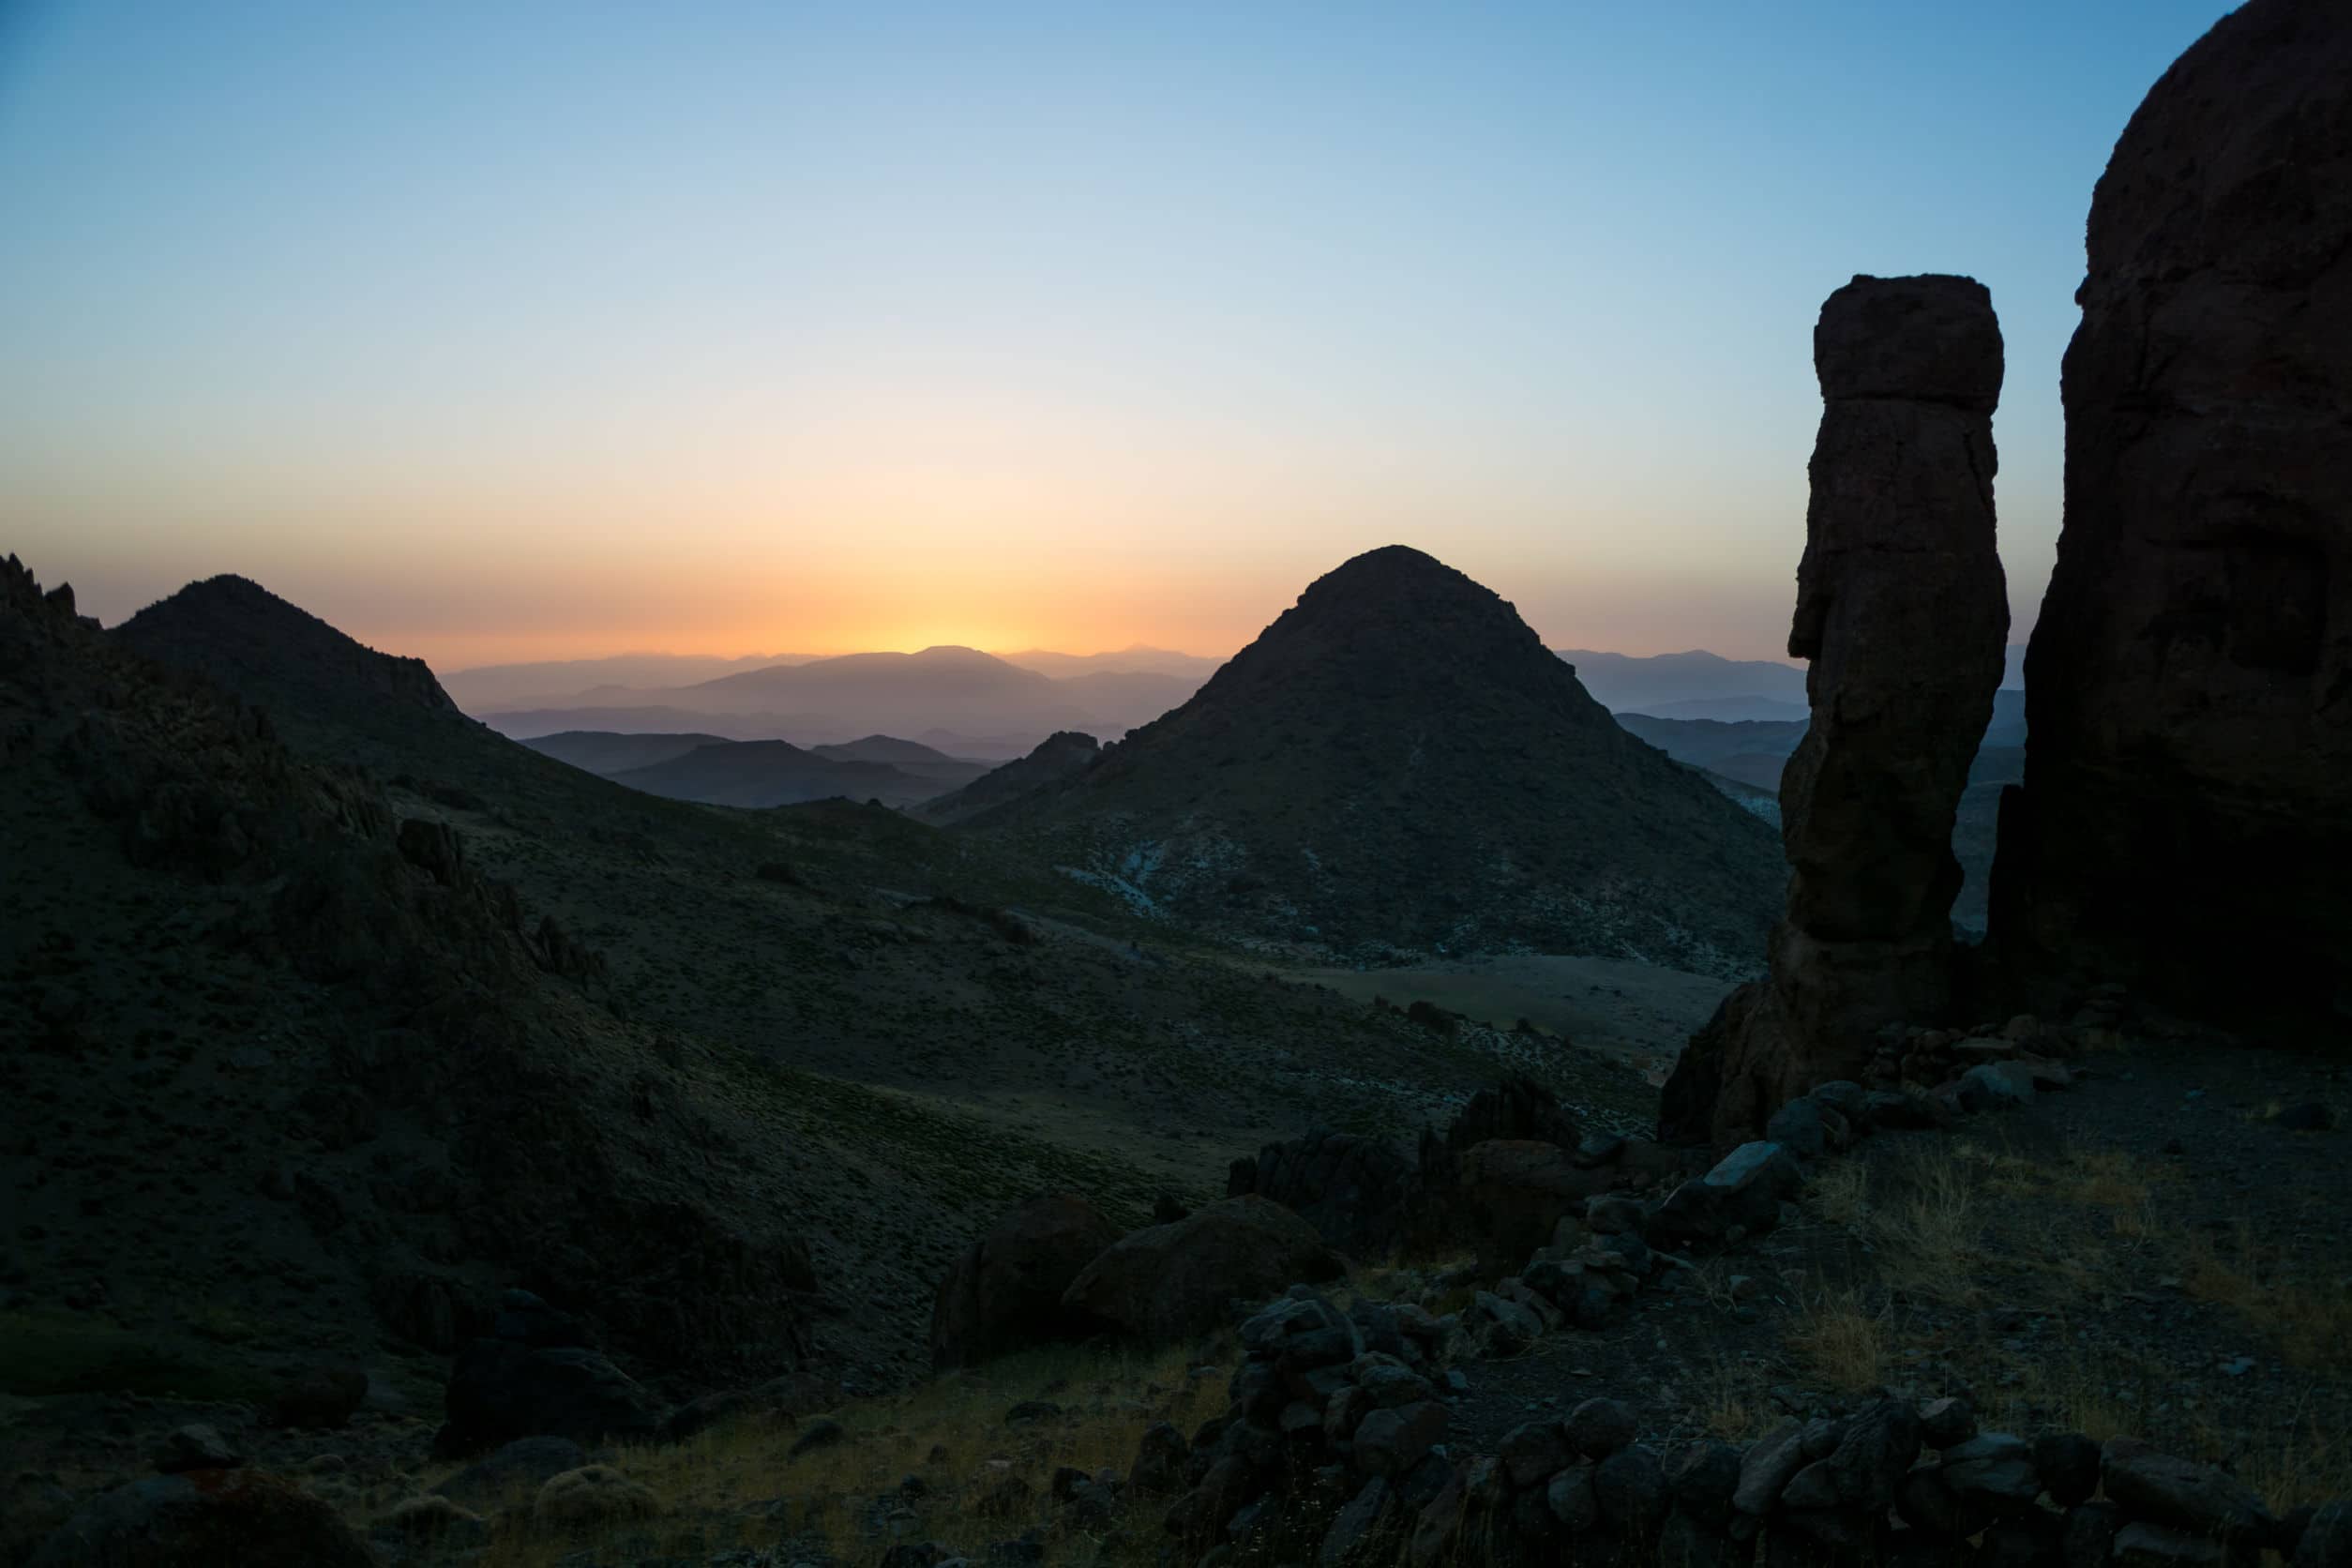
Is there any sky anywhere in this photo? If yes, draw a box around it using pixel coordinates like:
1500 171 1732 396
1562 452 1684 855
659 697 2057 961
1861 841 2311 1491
0 0 2231 671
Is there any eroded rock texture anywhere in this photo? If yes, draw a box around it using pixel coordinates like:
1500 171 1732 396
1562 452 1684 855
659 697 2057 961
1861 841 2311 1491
1990 0 2352 1032
1665 277 2007 1145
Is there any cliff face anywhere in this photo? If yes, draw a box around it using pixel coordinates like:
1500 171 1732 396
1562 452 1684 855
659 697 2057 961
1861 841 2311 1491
1990 0 2352 1033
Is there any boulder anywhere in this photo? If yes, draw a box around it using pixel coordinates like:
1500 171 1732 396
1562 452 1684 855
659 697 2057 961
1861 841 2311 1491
1060 1196 1342 1343
2034 1432 2102 1507
435 1340 662 1457
1454 1139 1615 1267
1319 1477 1397 1567
1564 1396 1637 1460
1664 273 2008 1145
2099 1438 2275 1542
1229 1129 1416 1256
1989 0 2352 1037
930 1192 1120 1370
1352 1402 1448 1481
1940 1432 2043 1510
1733 1421 1808 1516
1546 1465 1600 1532
28 1471 376 1567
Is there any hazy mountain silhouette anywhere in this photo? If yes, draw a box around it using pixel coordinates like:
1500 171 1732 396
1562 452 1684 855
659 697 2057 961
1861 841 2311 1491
996 645 1225 682
607 740 942 808
964 546 1787 972
1553 648 1809 715
473 646 1195 750
439 652 813 711
522 730 735 775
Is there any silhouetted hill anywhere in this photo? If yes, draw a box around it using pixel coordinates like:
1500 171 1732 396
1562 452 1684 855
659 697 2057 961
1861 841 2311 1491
523 730 733 775
7 556 820 1383
441 652 811 711
997 645 1225 682
608 739 939 808
114 575 472 764
913 731 1103 827
970 547 1787 973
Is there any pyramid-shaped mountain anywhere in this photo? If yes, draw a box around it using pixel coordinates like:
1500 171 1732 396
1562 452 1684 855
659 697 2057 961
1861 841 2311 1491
115 574 474 768
967 546 1787 972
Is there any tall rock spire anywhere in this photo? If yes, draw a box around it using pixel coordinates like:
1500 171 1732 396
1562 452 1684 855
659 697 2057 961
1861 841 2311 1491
1665 275 2008 1145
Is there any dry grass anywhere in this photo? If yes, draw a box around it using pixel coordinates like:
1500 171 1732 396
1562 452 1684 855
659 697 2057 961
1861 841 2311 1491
2179 1219 2352 1372
1785 1283 1892 1395
408 1339 1229 1567
1693 1351 1778 1440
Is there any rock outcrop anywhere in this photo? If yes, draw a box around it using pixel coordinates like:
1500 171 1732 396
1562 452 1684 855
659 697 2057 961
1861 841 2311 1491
1060 1197 1343 1343
1665 276 2008 1145
1989 0 2352 1034
929 1192 1120 1370
1227 1131 1416 1257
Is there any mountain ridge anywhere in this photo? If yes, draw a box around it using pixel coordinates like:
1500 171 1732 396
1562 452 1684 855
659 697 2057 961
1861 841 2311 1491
965 546 1787 972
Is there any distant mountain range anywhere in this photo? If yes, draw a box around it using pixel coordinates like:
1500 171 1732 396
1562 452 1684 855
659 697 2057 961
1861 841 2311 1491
520 730 993 808
451 638 2024 759
1556 644 2026 721
471 645 1200 753
1615 689 2028 932
948 546 1788 974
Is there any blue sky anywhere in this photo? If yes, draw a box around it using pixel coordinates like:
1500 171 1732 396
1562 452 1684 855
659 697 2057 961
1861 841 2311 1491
0 0 2231 666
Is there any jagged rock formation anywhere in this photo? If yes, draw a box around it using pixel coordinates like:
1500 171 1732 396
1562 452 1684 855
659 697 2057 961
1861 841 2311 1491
957 547 1787 972
1664 277 2008 1144
1990 0 2352 1033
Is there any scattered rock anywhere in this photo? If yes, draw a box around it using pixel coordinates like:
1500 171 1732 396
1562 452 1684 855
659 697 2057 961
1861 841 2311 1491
2100 1438 2275 1542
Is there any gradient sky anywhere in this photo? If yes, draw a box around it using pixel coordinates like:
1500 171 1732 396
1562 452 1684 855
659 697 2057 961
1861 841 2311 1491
1 0 2230 670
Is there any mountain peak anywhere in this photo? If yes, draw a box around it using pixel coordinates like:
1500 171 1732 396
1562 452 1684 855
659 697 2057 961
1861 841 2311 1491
964 547 1785 972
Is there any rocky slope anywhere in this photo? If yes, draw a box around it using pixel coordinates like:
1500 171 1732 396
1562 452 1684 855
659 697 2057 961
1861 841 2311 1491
83 565 1550 1388
960 547 1787 974
0 556 819 1395
912 731 1102 827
